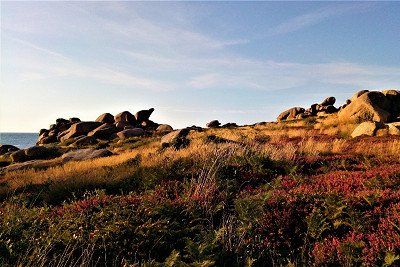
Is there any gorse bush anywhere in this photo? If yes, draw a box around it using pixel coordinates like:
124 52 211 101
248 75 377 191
0 123 399 266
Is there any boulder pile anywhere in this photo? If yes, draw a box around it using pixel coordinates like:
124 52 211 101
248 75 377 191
277 90 400 123
277 96 340 121
36 108 167 145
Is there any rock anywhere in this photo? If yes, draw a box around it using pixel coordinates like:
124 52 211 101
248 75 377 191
222 122 238 128
320 97 336 106
324 105 338 114
0 145 19 155
135 108 155 123
350 90 369 102
70 136 98 147
382 90 400 117
56 118 69 124
10 150 27 163
61 148 113 161
39 129 48 136
161 129 190 149
24 146 60 160
114 111 136 125
277 107 305 121
156 124 174 134
59 121 102 142
115 121 132 129
186 125 203 132
310 104 318 115
69 117 81 123
39 135 57 145
387 122 400 135
141 120 159 130
206 120 221 128
96 113 115 124
57 122 72 133
117 128 146 139
338 91 392 123
88 123 118 140
351 121 385 138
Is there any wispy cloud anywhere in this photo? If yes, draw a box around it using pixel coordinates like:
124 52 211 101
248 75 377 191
265 3 374 37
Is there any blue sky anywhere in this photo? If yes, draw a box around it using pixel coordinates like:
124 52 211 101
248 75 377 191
1 1 400 132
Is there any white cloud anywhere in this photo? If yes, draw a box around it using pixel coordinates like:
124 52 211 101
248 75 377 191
265 3 374 37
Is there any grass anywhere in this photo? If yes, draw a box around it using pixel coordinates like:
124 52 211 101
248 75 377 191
0 117 399 266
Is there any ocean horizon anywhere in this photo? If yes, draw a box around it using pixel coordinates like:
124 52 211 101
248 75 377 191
0 132 38 149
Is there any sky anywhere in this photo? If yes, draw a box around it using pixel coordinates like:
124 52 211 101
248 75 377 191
1 1 400 132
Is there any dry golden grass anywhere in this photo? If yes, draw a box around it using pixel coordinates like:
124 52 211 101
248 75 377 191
1 119 399 195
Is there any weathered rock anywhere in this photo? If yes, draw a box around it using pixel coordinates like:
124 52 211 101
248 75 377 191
156 124 174 134
115 121 132 129
69 117 81 123
350 90 369 102
382 90 400 117
222 122 238 128
117 128 146 139
114 111 136 125
61 148 113 161
59 121 102 142
57 122 72 133
0 145 19 155
39 135 57 145
39 129 48 136
56 118 69 124
387 122 400 135
351 121 385 138
320 97 336 106
161 129 190 149
24 146 60 160
206 120 221 128
70 136 98 147
141 120 159 130
135 108 155 123
186 125 203 132
10 150 27 163
338 91 392 123
88 123 118 140
324 105 338 114
277 107 305 121
96 113 114 124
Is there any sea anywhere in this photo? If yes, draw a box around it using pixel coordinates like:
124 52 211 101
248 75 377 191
0 133 38 149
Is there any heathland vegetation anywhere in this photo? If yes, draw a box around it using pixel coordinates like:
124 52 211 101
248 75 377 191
0 89 400 266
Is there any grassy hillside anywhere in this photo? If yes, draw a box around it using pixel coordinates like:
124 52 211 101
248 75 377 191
1 116 400 266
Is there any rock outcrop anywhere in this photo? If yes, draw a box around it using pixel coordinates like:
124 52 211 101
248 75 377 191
117 128 146 139
35 108 160 146
206 120 221 128
338 91 393 123
114 111 136 125
351 121 400 138
135 108 155 124
96 113 115 124
88 124 118 140
10 146 61 163
61 148 113 161
277 107 305 121
0 145 19 155
59 121 103 142
156 124 174 134
161 129 190 149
